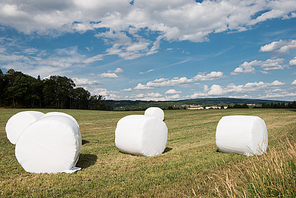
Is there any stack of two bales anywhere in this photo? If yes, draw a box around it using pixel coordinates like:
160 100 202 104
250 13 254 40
115 107 168 157
5 111 81 173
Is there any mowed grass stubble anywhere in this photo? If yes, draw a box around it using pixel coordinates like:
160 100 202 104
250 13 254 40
0 108 295 197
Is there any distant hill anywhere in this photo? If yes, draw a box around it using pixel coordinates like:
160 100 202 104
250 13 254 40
106 97 291 110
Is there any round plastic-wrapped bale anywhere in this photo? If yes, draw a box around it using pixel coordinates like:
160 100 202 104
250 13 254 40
115 115 168 157
15 114 82 173
144 107 164 121
5 111 44 144
216 115 268 156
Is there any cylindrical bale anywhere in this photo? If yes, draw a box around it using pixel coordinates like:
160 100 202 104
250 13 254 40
115 115 168 157
216 115 268 156
144 107 164 121
15 115 82 173
5 111 44 144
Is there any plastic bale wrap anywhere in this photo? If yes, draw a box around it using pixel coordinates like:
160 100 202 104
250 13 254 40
42 112 79 127
15 115 82 173
216 115 268 156
144 107 164 121
5 111 44 144
115 115 168 157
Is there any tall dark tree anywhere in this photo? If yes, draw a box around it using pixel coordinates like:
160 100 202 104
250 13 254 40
43 76 75 108
0 69 5 105
26 75 44 108
43 77 57 108
6 72 29 107
88 95 112 110
56 76 75 108
70 87 90 109
291 101 296 109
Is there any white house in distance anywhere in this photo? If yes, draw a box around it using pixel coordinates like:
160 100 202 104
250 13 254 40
187 105 204 110
185 104 228 110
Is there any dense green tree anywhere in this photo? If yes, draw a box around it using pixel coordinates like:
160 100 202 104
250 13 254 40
262 103 269 108
88 95 103 110
0 69 5 105
88 95 112 110
7 73 29 107
263 102 289 108
26 75 43 108
230 103 249 108
291 101 296 109
43 77 57 108
70 87 90 109
43 76 75 108
281 102 286 108
56 76 75 108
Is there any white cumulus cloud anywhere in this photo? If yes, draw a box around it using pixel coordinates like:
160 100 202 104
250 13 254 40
208 84 224 95
114 68 124 73
166 94 182 100
72 77 102 86
121 88 132 92
147 92 162 97
134 71 224 89
231 58 285 75
134 83 153 90
1 0 295 59
191 80 286 98
289 57 296 66
259 39 296 55
97 72 119 78
271 80 285 86
165 89 182 94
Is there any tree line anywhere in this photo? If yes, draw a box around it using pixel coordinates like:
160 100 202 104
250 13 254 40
0 69 113 110
228 102 296 109
228 103 249 108
261 102 296 109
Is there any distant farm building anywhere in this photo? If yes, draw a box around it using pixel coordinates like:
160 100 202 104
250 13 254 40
186 105 227 110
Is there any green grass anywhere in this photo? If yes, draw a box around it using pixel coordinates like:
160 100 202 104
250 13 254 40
0 108 296 197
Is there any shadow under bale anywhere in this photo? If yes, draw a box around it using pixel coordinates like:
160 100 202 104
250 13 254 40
82 140 89 145
163 147 172 153
118 147 172 156
76 154 97 169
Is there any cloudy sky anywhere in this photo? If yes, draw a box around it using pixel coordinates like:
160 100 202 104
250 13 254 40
1 0 296 101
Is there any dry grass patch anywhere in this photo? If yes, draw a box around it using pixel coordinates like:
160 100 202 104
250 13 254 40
211 136 296 197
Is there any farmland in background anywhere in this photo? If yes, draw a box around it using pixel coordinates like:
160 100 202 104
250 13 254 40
106 97 293 110
0 108 295 197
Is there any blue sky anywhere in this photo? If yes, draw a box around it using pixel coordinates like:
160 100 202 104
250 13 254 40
0 0 296 101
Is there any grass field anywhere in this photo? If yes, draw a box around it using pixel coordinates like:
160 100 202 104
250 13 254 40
0 108 295 197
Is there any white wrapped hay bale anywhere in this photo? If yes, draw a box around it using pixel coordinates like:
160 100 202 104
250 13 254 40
15 115 82 173
144 107 164 121
216 115 268 156
115 115 168 157
5 111 44 144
